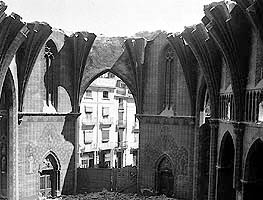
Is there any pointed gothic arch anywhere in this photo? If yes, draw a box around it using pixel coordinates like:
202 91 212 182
243 139 263 200
38 151 61 198
79 69 139 169
217 131 236 200
155 154 174 197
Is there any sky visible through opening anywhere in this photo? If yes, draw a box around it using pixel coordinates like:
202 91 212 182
5 0 217 36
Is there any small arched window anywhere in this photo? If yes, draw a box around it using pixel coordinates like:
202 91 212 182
164 47 175 110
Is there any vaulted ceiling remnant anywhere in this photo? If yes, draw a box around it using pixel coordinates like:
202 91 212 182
79 36 125 100
48 32 96 112
0 1 7 22
16 22 52 112
204 1 252 121
67 32 96 112
167 34 198 115
111 38 147 114
0 1 29 95
182 24 222 118
234 0 263 39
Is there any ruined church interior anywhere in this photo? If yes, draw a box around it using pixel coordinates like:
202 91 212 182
1 0 263 199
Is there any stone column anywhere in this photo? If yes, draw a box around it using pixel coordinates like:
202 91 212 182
233 122 245 193
74 114 80 194
208 119 219 200
55 170 60 196
61 113 80 195
241 180 249 200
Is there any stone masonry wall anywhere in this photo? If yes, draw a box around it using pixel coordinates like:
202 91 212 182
18 116 74 200
139 116 195 200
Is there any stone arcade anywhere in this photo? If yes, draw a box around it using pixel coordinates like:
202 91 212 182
1 0 263 200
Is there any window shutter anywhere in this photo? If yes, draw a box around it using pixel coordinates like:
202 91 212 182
102 129 109 142
84 130 93 144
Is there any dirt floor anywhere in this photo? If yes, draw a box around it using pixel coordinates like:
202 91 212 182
59 191 178 200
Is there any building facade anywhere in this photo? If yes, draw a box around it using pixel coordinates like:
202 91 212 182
78 72 139 168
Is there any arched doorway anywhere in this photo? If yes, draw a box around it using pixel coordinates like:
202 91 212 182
217 132 235 200
156 155 174 197
196 82 211 200
39 153 60 198
243 139 263 200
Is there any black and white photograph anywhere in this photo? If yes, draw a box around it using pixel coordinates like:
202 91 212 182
0 0 261 199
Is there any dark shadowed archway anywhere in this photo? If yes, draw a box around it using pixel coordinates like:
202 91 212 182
39 152 61 198
198 122 210 200
155 154 174 197
243 139 263 200
217 132 235 200
194 80 211 200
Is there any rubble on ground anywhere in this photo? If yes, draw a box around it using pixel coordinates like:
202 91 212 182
59 190 178 200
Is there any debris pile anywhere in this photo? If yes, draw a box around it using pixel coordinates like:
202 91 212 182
60 190 178 200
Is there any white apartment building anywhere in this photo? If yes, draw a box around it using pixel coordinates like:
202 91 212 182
78 72 139 168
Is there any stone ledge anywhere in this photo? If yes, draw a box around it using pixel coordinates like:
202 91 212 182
18 112 81 123
136 114 195 125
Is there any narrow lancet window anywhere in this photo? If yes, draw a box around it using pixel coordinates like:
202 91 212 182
44 40 58 112
164 47 175 109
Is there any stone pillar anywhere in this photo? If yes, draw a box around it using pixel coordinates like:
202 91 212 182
208 119 219 200
233 122 245 194
241 180 248 200
61 113 80 195
55 170 60 196
192 125 200 200
74 116 80 194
